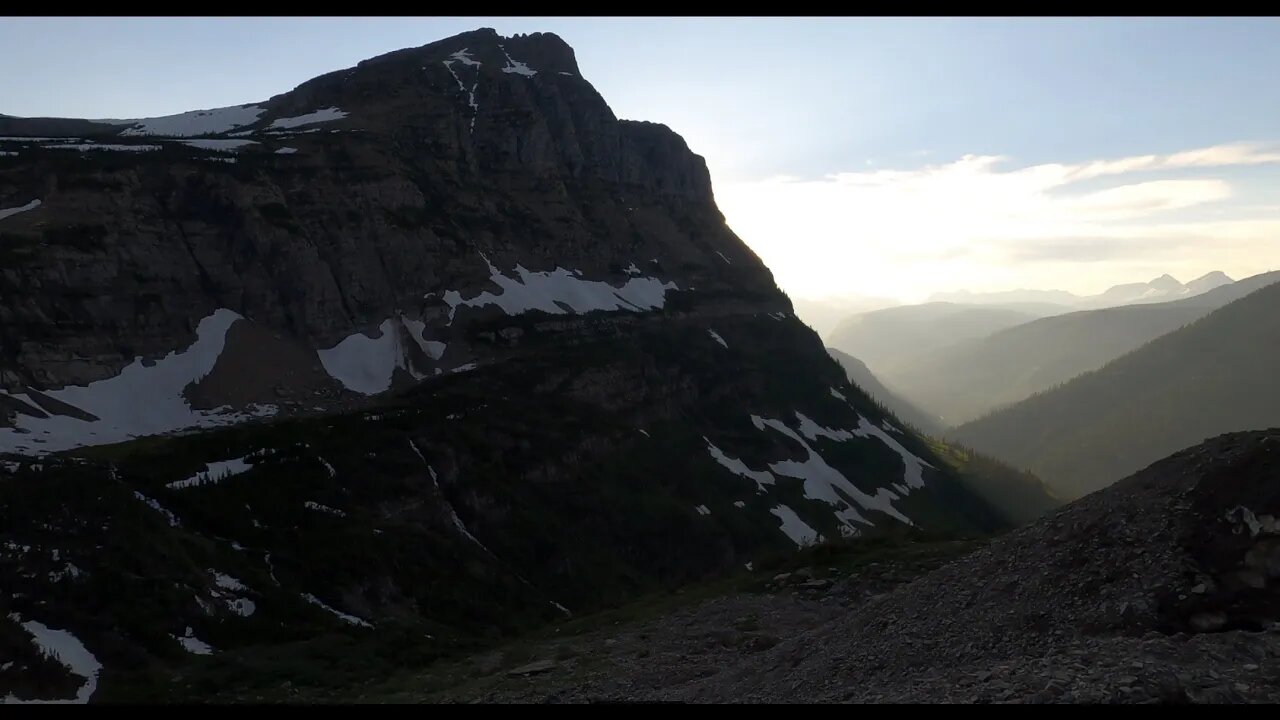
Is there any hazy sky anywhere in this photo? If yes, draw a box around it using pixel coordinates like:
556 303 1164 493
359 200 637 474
4 17 1279 302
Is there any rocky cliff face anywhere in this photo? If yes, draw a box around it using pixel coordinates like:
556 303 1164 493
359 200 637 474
0 29 764 397
0 29 1032 702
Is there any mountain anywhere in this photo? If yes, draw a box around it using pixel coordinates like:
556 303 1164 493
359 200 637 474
625 428 1280 702
0 29 1021 702
882 271 1280 426
930 271 1236 311
1185 270 1234 295
790 294 899 341
825 302 1055 380
949 279 1280 499
827 348 942 436
929 287 1080 306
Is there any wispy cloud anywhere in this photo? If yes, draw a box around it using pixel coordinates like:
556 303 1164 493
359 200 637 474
714 142 1280 301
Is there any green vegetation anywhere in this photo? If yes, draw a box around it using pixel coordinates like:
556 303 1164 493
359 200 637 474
951 279 1280 499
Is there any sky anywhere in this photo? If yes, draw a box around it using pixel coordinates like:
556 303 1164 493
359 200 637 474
4 17 1280 302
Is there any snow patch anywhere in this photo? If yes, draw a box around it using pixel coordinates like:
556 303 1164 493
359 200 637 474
116 104 265 137
177 138 257 153
695 504 711 516
274 146 297 154
733 500 746 508
0 308 277 456
174 628 214 655
443 257 677 324
3 615 102 704
0 136 84 142
268 107 347 130
881 420 903 434
442 53 481 133
623 262 641 276
715 250 732 265
46 143 162 152
499 46 538 76
450 48 481 67
769 505 822 547
851 415 932 490
304 501 346 517
707 329 729 349
225 598 255 617
318 317 428 395
829 388 847 401
0 199 41 222
210 570 247 592
752 414 907 529
167 455 258 490
422 457 492 554
133 492 180 527
551 601 572 617
705 438 775 493
400 316 447 360
302 593 373 628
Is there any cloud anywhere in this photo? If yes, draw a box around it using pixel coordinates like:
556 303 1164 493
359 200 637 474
713 142 1280 300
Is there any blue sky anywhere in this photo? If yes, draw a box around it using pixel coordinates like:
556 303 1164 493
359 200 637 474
5 17 1280 300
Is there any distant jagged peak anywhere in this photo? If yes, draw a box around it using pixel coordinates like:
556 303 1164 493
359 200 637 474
1147 273 1184 292
1187 270 1235 293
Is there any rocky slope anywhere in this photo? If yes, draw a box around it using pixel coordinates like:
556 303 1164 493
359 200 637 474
0 29 1034 702
643 428 1280 703
301 430 1280 704
459 429 1278 704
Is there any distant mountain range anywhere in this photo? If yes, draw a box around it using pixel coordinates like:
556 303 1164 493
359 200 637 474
790 295 900 340
824 301 1063 382
880 271 1280 425
930 271 1235 310
949 277 1280 499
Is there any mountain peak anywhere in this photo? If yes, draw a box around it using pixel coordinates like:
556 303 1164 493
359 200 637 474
1186 270 1234 294
1148 273 1183 291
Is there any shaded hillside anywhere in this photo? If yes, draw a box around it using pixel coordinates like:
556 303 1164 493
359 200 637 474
886 271 1280 426
828 348 1059 526
827 348 942 435
423 429 1280 703
631 428 1280 703
950 280 1280 499
825 302 1049 378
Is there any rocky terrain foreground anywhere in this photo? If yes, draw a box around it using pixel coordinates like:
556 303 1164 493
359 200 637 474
382 429 1279 704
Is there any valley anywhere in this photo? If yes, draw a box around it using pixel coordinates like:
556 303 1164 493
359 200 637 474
2 20 1279 705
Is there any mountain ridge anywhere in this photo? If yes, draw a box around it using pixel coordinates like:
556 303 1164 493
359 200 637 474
929 270 1235 309
880 270 1280 426
0 29 1025 703
950 278 1280 498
